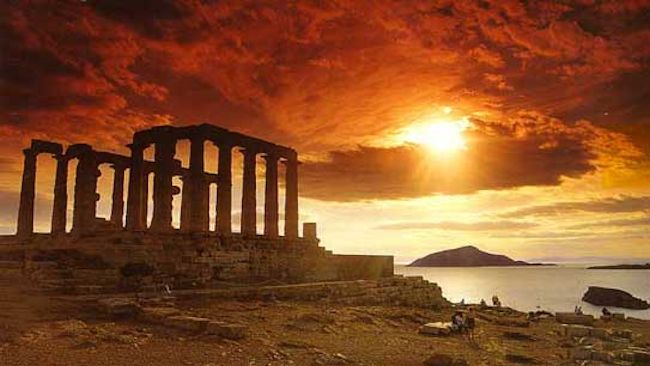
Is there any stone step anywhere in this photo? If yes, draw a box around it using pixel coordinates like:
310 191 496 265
71 269 119 277
0 260 22 269
27 269 73 280
0 268 23 276
24 261 59 270
72 285 117 295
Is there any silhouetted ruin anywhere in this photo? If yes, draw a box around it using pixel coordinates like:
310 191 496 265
16 124 300 238
1 124 396 293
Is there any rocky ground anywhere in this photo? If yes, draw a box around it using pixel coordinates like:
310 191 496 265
2 283 650 366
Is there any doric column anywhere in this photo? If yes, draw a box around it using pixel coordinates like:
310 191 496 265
189 136 208 232
216 143 232 234
110 165 125 227
283 156 299 238
240 148 257 236
150 135 176 232
126 143 145 230
141 171 150 228
72 150 99 234
17 148 37 238
179 173 191 231
51 155 68 234
263 152 279 238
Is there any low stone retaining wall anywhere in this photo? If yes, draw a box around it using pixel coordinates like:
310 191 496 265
167 276 448 309
0 233 395 294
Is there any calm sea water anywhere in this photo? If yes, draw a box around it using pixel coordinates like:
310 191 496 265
395 265 650 319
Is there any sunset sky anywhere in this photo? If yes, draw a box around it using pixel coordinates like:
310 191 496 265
1 0 649 263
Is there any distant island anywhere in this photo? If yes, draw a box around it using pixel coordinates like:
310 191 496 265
408 245 552 267
587 263 650 270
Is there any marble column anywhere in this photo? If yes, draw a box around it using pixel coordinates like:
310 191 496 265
141 171 150 228
216 143 232 234
240 148 257 237
126 143 145 230
72 151 99 234
189 137 208 232
283 157 299 238
150 136 176 232
179 174 191 231
110 165 125 227
51 155 68 234
17 148 36 238
263 153 279 238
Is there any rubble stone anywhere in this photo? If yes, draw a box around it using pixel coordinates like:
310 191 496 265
555 312 595 326
205 321 247 340
164 316 210 332
98 298 140 316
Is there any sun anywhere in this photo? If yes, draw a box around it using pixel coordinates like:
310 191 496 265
402 118 470 152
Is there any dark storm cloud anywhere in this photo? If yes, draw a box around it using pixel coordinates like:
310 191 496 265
300 126 595 201
376 220 538 231
500 195 650 218
1 0 649 201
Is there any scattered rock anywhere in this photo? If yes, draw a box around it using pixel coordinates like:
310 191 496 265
582 286 650 310
164 316 210 332
555 312 595 326
57 319 90 338
278 340 315 349
505 353 538 364
611 329 634 339
633 350 650 364
503 331 536 341
72 339 98 349
422 353 468 366
139 307 181 323
419 322 451 336
562 324 591 338
589 327 610 339
568 346 592 360
98 298 140 317
205 321 247 340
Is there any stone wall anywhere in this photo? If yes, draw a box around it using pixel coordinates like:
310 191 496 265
126 275 449 309
0 233 395 294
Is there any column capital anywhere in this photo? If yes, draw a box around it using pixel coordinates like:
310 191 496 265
239 147 259 156
214 140 235 150
188 131 207 144
281 157 301 166
262 151 280 161
127 142 148 152
53 152 68 161
110 163 128 171
22 148 36 158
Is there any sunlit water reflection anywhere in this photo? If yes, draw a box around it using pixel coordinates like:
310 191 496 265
396 265 650 319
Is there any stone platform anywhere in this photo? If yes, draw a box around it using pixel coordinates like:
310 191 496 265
0 232 394 295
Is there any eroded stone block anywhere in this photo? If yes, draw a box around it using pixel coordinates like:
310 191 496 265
556 312 595 326
205 321 247 340
164 315 210 332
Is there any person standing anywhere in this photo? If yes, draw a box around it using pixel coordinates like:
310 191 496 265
465 307 476 342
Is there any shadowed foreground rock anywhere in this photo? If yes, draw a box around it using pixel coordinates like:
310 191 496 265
582 286 650 310
422 353 468 366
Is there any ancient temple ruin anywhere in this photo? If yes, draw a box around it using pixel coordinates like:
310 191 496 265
16 124 301 238
1 124 394 294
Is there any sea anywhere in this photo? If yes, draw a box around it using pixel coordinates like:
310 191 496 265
395 264 650 320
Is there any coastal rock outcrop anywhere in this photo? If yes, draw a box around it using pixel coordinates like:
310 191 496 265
582 286 650 310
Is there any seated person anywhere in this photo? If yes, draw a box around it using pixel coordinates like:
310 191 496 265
450 311 465 332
